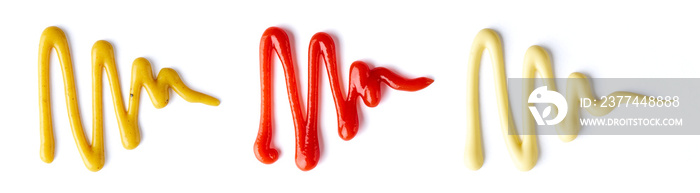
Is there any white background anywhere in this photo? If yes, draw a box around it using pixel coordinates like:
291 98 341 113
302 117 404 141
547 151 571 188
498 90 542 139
1 0 699 192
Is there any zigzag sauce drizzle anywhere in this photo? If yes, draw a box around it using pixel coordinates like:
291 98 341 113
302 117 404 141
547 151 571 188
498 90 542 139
255 27 433 171
465 29 643 171
39 26 220 171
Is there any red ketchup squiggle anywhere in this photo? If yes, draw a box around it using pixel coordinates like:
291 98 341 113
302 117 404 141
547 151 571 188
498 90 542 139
254 27 434 171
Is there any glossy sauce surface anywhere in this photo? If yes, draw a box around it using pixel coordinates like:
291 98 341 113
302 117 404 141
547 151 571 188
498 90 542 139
38 26 220 171
255 27 433 171
465 29 643 171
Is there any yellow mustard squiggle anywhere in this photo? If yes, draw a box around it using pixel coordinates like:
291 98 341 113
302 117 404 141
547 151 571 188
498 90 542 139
39 26 220 171
465 29 643 171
